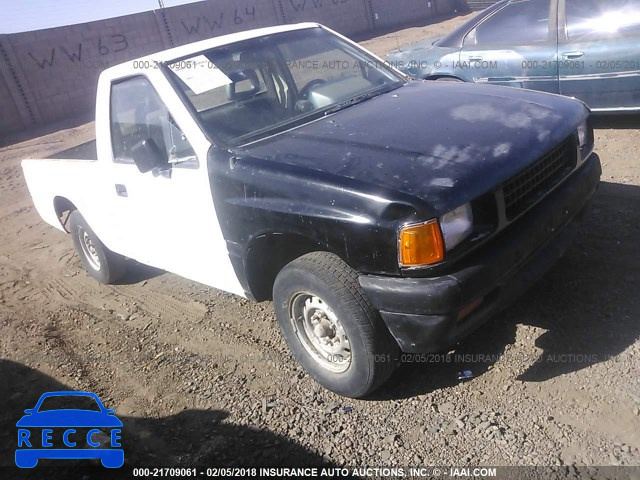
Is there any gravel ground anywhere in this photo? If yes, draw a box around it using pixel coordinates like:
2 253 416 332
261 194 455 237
1 12 639 479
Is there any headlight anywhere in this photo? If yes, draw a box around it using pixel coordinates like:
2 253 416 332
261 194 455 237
439 203 473 251
577 120 589 148
397 203 473 268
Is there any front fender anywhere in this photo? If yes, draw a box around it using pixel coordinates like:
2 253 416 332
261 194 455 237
208 150 423 279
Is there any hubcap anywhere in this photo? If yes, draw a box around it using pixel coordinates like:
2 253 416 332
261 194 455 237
290 293 351 373
78 228 101 270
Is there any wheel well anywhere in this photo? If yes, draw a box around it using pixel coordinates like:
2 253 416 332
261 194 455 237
245 233 326 302
53 196 77 232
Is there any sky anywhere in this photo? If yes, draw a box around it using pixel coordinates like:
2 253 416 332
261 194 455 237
0 0 203 34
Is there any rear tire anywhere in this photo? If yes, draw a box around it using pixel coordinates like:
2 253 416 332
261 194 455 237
69 211 126 284
273 252 399 398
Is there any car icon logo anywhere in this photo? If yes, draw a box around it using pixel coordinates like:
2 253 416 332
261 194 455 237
15 391 124 468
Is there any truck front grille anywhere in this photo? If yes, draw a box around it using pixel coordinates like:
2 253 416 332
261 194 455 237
503 137 577 220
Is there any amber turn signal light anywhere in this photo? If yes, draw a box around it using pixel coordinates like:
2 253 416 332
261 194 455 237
398 220 445 267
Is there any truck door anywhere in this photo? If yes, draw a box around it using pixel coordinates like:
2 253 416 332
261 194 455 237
106 75 245 296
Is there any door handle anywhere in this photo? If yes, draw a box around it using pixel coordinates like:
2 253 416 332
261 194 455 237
468 56 483 62
115 184 128 197
562 51 584 59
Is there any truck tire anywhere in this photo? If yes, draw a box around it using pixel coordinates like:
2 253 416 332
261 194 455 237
69 211 126 284
273 252 399 398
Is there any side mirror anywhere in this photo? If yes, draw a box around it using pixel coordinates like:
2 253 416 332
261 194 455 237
24 409 34 415
131 138 166 174
104 409 116 415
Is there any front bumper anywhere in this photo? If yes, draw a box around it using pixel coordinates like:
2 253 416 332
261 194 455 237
359 154 602 353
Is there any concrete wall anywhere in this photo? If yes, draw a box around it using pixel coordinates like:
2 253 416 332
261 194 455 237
162 0 281 46
1 12 164 127
0 0 457 138
279 0 370 36
0 73 23 135
369 0 433 30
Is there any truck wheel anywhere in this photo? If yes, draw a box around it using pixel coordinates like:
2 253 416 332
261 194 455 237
69 211 126 284
273 252 399 398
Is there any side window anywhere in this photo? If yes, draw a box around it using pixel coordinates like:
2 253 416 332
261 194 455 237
566 0 640 40
110 77 196 167
465 0 552 47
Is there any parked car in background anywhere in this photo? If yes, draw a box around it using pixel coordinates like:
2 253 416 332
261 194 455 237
388 0 640 112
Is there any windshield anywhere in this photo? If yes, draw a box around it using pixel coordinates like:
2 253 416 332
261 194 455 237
166 27 405 146
37 395 102 412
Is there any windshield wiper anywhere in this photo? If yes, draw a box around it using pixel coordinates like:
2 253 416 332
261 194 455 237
323 83 402 116
234 82 403 146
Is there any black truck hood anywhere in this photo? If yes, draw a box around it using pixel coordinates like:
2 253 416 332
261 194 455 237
238 81 588 216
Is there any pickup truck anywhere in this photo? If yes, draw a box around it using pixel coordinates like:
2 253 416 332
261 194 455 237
22 23 601 398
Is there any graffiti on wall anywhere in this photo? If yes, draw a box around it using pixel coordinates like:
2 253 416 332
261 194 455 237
181 7 258 35
27 35 128 69
288 0 349 12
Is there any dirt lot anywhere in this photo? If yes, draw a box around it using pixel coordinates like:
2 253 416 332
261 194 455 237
1 13 640 477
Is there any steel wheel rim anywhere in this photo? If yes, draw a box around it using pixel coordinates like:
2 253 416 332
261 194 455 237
289 293 351 373
78 227 101 271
